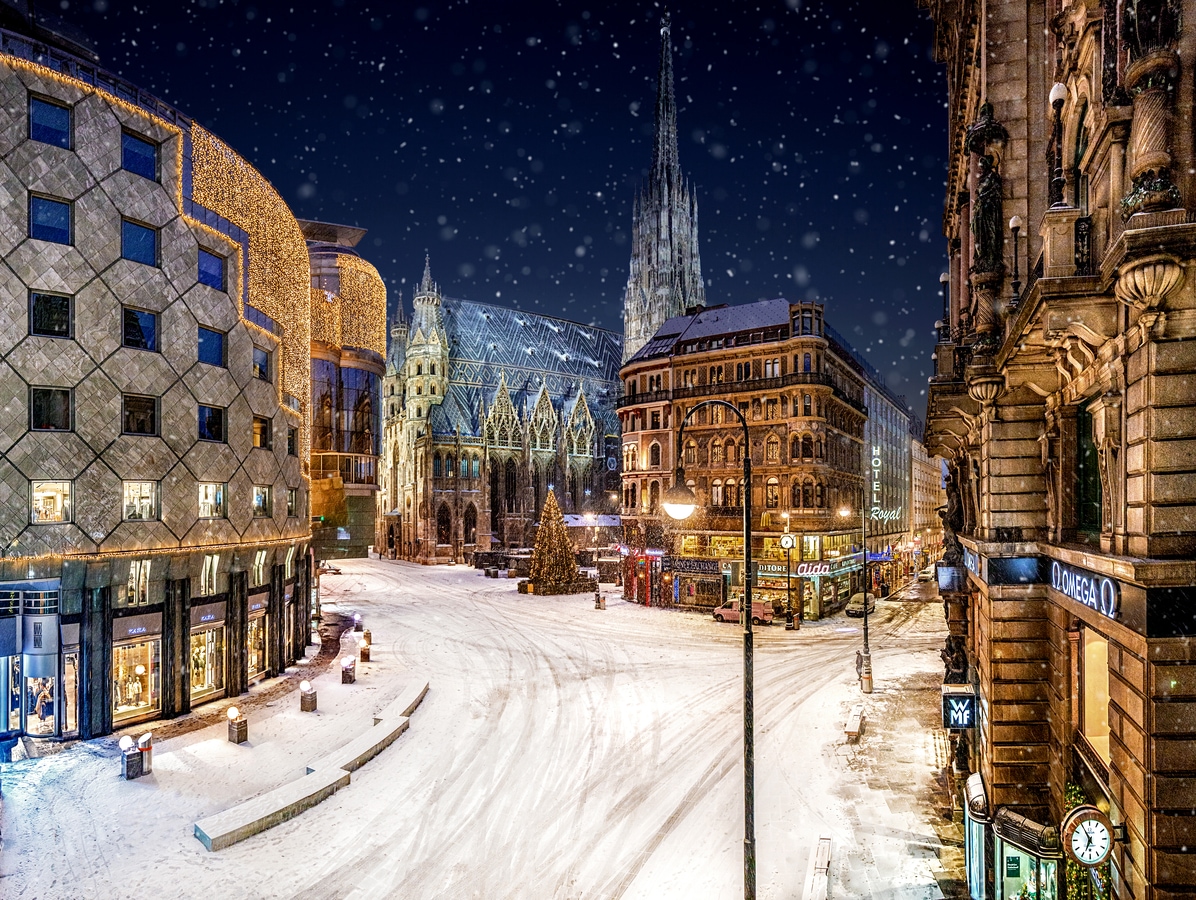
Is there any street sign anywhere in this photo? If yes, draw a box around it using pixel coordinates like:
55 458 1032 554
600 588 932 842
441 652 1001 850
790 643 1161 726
942 684 977 729
779 533 797 550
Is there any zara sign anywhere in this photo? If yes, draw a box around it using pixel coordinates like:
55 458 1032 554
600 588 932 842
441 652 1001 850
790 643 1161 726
1050 561 1119 620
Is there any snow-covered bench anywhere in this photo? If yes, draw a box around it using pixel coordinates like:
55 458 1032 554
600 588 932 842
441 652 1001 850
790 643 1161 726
194 767 350 851
844 705 865 742
803 836 832 900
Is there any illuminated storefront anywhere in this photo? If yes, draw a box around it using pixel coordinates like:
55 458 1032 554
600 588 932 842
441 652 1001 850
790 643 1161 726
112 612 162 725
247 595 269 682
189 601 226 703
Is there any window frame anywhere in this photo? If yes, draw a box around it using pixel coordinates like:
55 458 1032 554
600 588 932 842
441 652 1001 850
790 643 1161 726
252 415 273 450
252 484 273 518
29 290 72 339
121 393 159 437
31 479 72 524
252 346 271 382
197 326 226 367
29 386 72 432
287 488 297 517
121 306 159 352
197 248 226 290
28 95 71 148
197 482 227 519
120 218 159 267
287 426 298 456
29 194 72 244
122 480 159 521
197 405 227 443
120 130 158 181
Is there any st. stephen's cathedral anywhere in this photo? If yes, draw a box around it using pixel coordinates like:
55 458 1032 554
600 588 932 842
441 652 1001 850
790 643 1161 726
378 14 703 561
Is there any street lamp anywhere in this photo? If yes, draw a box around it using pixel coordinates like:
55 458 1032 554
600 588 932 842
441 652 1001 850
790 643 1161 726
662 397 756 900
1049 82 1068 207
840 504 873 694
780 513 798 631
1008 215 1024 306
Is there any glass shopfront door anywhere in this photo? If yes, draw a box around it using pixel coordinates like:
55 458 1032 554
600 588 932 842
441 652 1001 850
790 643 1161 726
994 834 1059 900
189 626 225 702
5 656 20 732
247 611 268 681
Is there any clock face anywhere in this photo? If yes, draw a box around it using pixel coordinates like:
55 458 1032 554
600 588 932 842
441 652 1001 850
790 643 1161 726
1068 816 1112 865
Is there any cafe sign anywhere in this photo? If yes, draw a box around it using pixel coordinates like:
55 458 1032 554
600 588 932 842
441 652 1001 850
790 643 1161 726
1050 561 1119 620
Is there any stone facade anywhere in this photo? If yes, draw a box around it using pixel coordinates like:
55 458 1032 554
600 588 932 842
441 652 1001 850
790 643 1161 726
922 1 1196 896
910 427 945 565
620 13 706 364
0 24 312 741
377 260 621 563
617 299 871 618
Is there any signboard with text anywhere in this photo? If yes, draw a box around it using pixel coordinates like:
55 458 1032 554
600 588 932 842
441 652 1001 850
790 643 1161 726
942 684 977 730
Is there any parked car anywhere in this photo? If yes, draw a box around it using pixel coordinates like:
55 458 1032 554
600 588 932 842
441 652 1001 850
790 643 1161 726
845 592 876 617
713 599 774 625
918 565 936 582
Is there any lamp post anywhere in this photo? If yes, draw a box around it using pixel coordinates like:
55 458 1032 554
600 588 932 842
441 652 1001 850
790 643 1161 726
1049 82 1068 207
662 398 755 900
841 504 872 693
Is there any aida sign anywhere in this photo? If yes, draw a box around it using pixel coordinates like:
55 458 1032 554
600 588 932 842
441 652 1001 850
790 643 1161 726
1050 561 1119 620
869 446 902 522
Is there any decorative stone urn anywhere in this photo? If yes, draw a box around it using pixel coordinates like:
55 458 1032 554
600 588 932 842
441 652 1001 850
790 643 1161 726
1115 253 1184 311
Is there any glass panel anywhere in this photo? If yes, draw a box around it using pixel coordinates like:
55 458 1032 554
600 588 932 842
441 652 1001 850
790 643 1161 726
252 347 270 381
198 249 224 289
198 483 225 519
123 481 157 520
1038 858 1059 900
31 480 71 523
121 132 156 179
122 308 157 350
121 220 157 265
253 417 271 449
122 395 157 435
62 651 78 734
6 656 20 731
198 405 225 442
197 327 225 366
1076 406 1102 535
965 812 987 900
30 196 71 243
29 292 71 337
247 615 267 679
252 486 272 517
1083 628 1111 764
26 675 55 736
30 98 70 147
112 639 160 723
31 387 71 430
189 626 225 701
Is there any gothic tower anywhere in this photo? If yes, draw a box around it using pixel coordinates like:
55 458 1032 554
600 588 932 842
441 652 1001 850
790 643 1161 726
406 255 449 422
621 12 706 363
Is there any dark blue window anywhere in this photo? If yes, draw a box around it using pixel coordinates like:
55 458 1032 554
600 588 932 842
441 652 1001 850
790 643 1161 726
122 308 158 351
29 196 70 244
29 97 70 147
198 405 226 442
121 220 157 265
198 249 225 289
121 132 157 180
197 327 225 367
252 347 270 381
29 292 71 338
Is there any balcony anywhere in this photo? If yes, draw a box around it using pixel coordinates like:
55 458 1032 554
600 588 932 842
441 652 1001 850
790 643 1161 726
616 372 866 415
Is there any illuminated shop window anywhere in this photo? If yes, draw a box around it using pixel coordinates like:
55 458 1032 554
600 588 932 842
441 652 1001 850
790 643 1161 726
252 485 272 517
112 639 160 724
252 416 272 450
125 559 152 607
199 553 220 596
122 481 158 520
251 550 267 587
198 483 226 519
1082 627 1111 765
31 480 70 523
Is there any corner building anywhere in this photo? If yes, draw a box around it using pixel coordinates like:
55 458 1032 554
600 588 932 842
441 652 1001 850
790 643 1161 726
0 24 317 741
923 1 1196 896
618 299 871 617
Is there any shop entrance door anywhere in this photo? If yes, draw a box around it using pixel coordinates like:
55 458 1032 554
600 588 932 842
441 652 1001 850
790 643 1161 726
23 674 55 737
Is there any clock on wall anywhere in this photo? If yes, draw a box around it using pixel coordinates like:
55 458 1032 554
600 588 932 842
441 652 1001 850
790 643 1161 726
1061 805 1116 867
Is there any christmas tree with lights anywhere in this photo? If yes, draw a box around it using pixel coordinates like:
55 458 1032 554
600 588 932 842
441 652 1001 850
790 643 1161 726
529 489 578 593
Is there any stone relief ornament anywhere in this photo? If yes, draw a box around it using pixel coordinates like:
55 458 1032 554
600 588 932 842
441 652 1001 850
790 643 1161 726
971 155 1005 274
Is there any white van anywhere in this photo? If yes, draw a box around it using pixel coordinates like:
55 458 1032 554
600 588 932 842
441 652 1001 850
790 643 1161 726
713 599 773 625
845 592 876 617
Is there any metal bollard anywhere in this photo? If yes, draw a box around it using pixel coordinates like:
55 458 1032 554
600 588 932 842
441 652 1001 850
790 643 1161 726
341 656 356 684
137 732 153 774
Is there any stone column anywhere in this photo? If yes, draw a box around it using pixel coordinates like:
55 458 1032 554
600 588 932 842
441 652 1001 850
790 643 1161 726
81 584 112 739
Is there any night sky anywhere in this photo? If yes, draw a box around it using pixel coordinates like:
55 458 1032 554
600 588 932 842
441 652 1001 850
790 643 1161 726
59 0 947 412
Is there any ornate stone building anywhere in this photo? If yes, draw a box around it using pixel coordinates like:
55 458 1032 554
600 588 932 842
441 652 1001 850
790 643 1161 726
620 12 706 364
378 260 621 563
0 18 313 741
922 1 1196 896
617 299 870 618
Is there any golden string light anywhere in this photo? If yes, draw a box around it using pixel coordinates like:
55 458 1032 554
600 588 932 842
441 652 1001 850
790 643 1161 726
335 254 387 355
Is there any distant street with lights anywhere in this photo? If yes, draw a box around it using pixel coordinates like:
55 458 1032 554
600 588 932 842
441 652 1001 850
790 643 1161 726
2 562 963 899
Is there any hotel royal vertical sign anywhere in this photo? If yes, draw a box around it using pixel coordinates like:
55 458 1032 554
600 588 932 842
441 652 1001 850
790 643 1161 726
870 446 901 524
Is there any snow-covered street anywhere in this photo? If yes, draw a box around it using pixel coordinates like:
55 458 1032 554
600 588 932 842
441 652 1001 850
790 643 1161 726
1 560 962 899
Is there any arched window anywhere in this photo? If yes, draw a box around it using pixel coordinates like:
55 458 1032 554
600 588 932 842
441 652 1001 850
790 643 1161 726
445 454 454 478
803 480 814 508
505 458 517 511
711 404 723 424
816 439 824 459
431 384 437 395
803 394 812 417
432 453 442 477
430 363 436 375
684 440 697 465
461 456 469 478
765 477 780 509
464 504 477 544
649 443 662 468
711 441 725 465
791 480 802 508
802 434 813 458
436 503 451 544
766 436 780 463
803 353 811 373
630 482 638 509
815 482 825 507
416 384 423 395
751 399 761 420
416 363 422 375
649 481 660 513
790 435 800 459
472 456 480 478
712 479 724 505
725 478 737 507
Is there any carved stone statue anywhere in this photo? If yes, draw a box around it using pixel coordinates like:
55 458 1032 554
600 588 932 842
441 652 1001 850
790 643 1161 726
1124 0 1180 61
941 635 969 684
971 155 1004 274
939 472 965 565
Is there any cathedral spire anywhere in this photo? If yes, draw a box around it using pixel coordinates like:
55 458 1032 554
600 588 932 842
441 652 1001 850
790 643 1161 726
651 12 681 191
621 13 706 364
419 253 436 295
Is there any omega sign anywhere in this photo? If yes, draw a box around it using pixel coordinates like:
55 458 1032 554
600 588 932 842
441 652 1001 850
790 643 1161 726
869 446 902 522
1050 561 1119 620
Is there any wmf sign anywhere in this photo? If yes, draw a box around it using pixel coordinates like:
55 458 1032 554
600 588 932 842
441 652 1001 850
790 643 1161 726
869 446 902 523
941 684 977 730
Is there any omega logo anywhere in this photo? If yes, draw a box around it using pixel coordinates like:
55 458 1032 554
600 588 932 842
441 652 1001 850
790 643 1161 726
1050 561 1119 620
